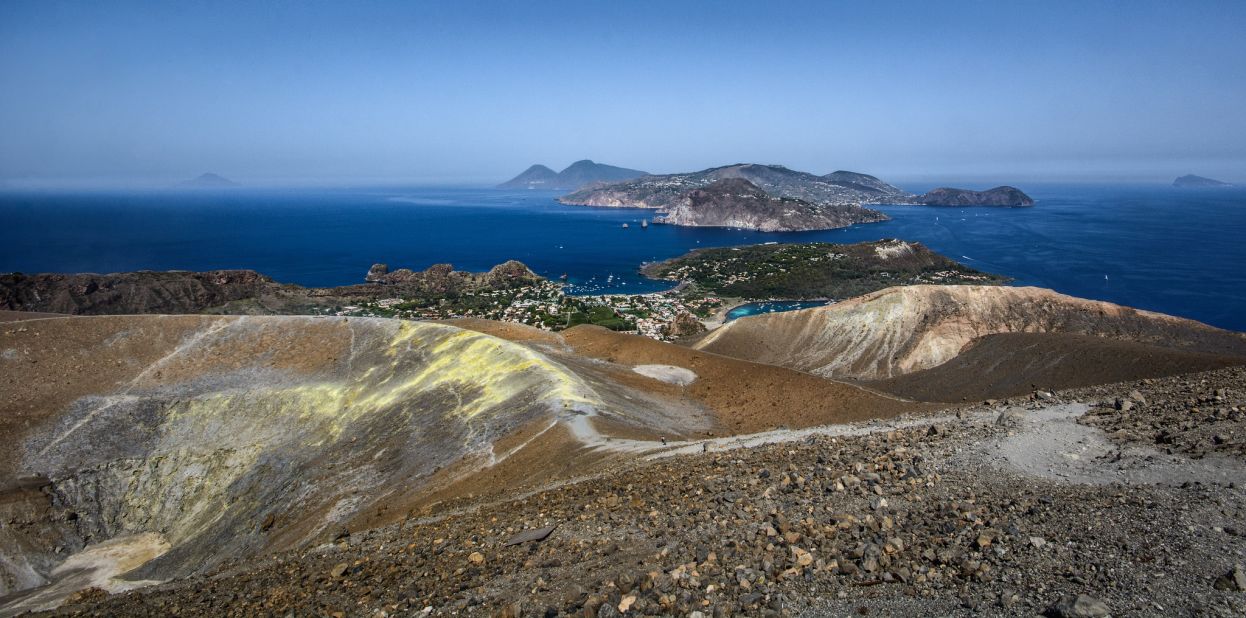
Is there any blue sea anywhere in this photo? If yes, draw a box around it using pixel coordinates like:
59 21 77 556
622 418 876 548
1 183 1244 331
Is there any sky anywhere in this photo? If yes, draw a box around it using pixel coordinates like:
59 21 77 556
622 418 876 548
2 0 1245 186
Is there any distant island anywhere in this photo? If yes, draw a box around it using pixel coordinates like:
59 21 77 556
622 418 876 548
497 159 647 190
920 186 1034 207
178 172 239 188
511 160 1035 227
556 163 1036 230
655 178 887 231
560 163 915 209
1173 174 1232 188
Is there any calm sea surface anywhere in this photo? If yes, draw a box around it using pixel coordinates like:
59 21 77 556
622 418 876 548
2 183 1244 331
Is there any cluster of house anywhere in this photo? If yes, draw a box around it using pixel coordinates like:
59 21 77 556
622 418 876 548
330 281 719 341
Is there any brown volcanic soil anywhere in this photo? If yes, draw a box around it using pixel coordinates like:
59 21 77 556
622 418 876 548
44 367 1246 618
0 315 215 478
869 332 1246 403
0 315 733 608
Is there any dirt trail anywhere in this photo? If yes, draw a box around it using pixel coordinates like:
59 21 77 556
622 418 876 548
970 402 1246 485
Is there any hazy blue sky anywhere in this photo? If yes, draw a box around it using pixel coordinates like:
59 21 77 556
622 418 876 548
2 0 1244 185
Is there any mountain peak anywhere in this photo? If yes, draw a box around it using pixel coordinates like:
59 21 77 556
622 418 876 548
498 160 647 190
179 173 238 188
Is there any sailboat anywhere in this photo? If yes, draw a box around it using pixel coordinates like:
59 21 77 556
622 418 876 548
622 223 629 229
641 219 648 229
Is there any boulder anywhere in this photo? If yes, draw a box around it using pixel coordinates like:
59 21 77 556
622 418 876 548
1046 594 1110 618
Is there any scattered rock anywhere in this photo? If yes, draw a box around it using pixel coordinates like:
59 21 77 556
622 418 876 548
468 551 485 565
64 587 110 605
1214 564 1246 591
1046 594 1110 618
996 407 1027 427
504 525 557 546
329 563 348 578
618 594 637 613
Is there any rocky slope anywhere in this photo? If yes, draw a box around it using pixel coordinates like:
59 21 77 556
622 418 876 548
1174 174 1233 188
559 163 914 209
0 316 622 601
0 270 279 315
0 313 914 610
28 367 1246 617
693 285 1246 387
653 178 887 232
0 261 541 316
920 186 1034 207
497 160 647 190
